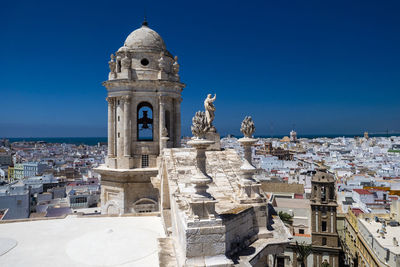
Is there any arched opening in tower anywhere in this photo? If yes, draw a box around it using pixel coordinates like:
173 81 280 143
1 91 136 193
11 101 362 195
137 102 153 141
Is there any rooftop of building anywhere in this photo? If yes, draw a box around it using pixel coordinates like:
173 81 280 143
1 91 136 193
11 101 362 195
0 215 165 267
359 218 400 255
353 188 374 195
273 198 310 209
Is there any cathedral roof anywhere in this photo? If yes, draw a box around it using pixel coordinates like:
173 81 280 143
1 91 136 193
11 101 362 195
122 23 166 52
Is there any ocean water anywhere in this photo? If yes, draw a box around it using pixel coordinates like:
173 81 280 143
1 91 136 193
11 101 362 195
7 137 108 146
5 133 400 146
255 133 400 139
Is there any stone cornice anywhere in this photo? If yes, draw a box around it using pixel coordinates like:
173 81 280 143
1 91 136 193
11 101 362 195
94 166 158 183
102 79 185 90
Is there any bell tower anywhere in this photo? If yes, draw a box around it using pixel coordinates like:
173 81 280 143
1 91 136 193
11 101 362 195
310 169 340 267
97 20 185 215
104 20 184 169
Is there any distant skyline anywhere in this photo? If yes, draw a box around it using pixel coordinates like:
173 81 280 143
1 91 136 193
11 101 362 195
1 0 400 137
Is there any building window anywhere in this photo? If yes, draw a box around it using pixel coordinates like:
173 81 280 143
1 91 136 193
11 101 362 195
118 100 120 105
141 58 149 66
322 207 327 216
118 132 120 138
118 116 120 122
137 102 153 141
322 237 327 246
276 257 285 267
73 197 87 204
322 221 327 232
141 155 149 168
299 229 305 234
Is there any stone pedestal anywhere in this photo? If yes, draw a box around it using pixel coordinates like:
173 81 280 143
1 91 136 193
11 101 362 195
119 156 134 169
106 157 117 169
158 71 168 80
121 68 131 79
184 218 233 267
238 137 257 164
236 161 263 204
205 131 221 151
187 139 216 220
108 72 116 80
188 199 217 220
160 136 169 151
236 137 264 204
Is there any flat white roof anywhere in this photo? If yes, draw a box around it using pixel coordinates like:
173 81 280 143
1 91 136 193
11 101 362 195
274 198 310 209
0 215 165 267
359 219 400 255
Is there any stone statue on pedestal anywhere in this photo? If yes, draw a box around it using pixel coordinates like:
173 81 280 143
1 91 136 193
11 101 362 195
108 54 116 73
158 51 167 71
108 54 117 79
121 52 131 69
172 56 180 75
204 94 216 131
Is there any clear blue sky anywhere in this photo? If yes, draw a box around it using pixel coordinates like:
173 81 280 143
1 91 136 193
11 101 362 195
1 0 400 137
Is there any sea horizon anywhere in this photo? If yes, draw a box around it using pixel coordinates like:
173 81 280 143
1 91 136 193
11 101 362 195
3 133 400 146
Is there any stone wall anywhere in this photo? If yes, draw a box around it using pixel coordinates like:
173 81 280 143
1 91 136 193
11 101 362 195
261 182 304 194
221 206 258 255
98 168 159 215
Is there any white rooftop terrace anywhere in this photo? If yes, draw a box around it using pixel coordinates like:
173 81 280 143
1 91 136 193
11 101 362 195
359 219 400 254
0 215 165 267
358 218 400 266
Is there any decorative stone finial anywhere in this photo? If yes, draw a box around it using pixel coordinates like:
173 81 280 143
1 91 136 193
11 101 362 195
240 116 255 138
191 111 209 139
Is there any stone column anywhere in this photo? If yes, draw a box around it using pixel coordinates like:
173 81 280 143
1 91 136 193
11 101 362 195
237 137 262 203
159 95 167 150
106 97 115 157
174 97 182 147
188 139 214 200
240 138 255 165
122 95 131 157
187 138 216 219
326 186 330 202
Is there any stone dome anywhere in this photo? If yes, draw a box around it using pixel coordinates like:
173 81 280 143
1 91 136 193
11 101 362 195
123 24 166 52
